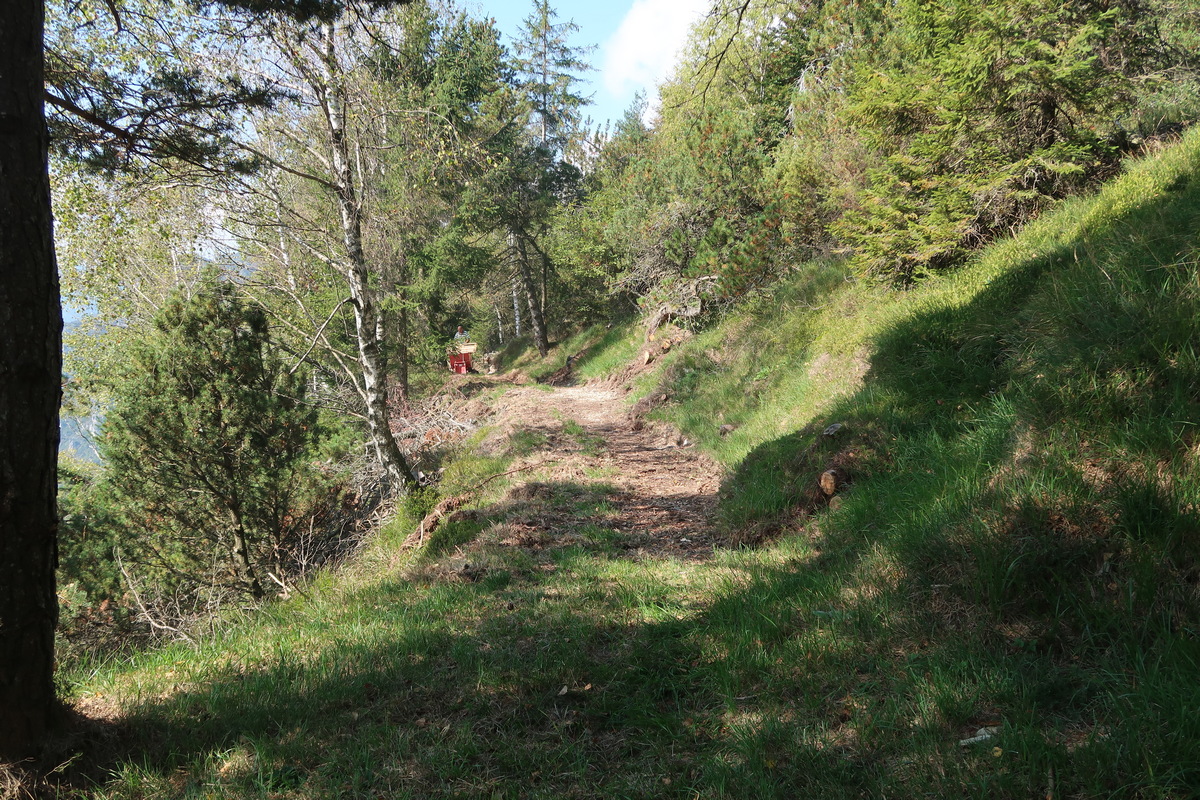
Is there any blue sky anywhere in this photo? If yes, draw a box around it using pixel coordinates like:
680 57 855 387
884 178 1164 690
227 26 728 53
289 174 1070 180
464 0 711 127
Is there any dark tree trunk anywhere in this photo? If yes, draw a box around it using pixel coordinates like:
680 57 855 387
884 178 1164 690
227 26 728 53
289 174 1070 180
227 510 265 599
396 294 410 405
528 233 554 340
394 254 409 405
0 0 62 759
513 233 548 356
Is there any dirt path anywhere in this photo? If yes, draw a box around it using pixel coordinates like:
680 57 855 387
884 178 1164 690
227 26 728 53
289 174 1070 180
477 382 725 561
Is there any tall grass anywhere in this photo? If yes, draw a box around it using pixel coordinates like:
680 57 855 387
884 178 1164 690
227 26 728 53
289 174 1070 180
648 125 1200 797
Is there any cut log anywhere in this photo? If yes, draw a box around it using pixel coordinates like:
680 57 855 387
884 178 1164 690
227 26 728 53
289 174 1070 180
819 468 848 497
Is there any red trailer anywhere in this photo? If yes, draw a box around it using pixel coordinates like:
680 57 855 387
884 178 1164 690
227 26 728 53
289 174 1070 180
448 341 477 374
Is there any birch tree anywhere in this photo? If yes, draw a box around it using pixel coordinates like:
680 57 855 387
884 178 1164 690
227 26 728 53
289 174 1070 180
227 6 502 487
266 17 418 488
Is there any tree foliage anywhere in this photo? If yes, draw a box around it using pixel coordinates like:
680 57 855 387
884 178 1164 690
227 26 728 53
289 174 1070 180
512 0 593 153
549 0 1200 302
835 0 1197 282
101 277 317 599
550 1 805 320
45 0 277 174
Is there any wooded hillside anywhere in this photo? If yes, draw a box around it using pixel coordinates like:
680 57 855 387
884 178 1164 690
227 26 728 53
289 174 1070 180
4 0 1200 794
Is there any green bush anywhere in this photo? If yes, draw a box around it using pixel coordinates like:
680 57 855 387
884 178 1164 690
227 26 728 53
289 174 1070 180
834 0 1192 282
101 275 319 600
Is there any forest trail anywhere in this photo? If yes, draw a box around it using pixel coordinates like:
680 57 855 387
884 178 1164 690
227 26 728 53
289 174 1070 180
465 379 726 561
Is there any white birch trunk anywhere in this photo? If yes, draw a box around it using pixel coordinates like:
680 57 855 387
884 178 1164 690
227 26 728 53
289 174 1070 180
319 23 415 491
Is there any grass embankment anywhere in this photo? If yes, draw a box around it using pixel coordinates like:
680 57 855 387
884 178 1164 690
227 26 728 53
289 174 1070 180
649 130 1200 795
61 131 1200 799
497 320 644 384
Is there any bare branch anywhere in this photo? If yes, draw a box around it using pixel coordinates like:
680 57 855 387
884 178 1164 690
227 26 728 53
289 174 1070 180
290 296 353 373
116 549 199 645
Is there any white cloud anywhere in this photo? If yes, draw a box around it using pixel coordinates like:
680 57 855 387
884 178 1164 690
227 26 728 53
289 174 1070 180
601 0 710 101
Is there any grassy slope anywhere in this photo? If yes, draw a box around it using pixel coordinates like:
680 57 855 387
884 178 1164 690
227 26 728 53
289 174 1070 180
498 320 645 384
64 131 1200 799
652 128 1200 795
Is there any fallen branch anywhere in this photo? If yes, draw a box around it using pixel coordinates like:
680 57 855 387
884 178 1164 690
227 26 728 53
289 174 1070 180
267 571 312 602
116 549 198 645
474 458 554 491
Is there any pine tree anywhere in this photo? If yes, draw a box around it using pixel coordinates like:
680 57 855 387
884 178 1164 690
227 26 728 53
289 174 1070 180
102 277 317 600
494 1 593 354
836 0 1190 283
511 0 593 154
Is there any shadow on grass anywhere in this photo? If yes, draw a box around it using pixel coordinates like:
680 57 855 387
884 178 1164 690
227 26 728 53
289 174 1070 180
708 167 1200 797
66 468 1200 799
67 547 890 799
417 474 714 571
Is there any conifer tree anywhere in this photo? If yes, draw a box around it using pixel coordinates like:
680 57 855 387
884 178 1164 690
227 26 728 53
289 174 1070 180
836 0 1192 283
512 0 592 153
496 1 592 354
102 277 317 600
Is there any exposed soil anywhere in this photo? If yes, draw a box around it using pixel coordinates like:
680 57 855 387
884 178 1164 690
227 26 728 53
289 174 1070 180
472 381 726 561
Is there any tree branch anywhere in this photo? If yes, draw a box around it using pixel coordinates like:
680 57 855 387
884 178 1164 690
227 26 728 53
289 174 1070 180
116 549 199 645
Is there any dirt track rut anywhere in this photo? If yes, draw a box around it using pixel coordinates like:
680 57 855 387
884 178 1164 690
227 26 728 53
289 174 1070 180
481 382 724 561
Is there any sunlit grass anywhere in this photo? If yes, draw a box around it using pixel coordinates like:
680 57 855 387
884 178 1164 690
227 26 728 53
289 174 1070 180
498 319 641 383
